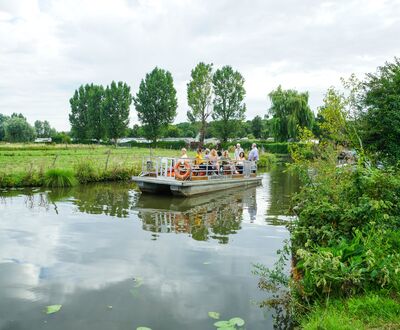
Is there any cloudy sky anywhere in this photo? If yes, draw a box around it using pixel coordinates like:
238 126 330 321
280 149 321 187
0 0 399 130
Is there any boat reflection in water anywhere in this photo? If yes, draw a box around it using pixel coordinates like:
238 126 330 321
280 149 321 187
0 167 298 244
136 189 255 243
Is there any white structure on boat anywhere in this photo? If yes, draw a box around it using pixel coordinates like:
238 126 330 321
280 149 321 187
132 157 262 197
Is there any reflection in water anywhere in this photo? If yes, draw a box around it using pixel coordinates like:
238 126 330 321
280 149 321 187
1 166 299 244
138 190 247 244
0 165 299 330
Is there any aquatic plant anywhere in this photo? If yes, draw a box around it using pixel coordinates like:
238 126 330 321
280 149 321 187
45 304 62 314
213 317 245 329
44 169 77 187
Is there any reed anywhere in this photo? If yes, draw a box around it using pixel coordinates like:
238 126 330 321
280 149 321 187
44 168 77 187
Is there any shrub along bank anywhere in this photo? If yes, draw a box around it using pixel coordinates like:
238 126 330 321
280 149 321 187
0 163 140 188
255 140 400 329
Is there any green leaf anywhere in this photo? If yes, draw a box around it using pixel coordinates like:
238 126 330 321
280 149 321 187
136 327 152 330
214 320 231 327
208 311 220 319
45 304 62 314
229 317 245 326
217 327 235 330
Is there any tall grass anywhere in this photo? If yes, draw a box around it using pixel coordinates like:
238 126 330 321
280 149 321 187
44 169 77 187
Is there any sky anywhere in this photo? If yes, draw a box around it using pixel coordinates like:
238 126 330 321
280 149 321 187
0 0 399 131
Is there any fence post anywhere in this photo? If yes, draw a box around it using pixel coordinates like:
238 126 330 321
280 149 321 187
104 150 111 171
52 155 58 167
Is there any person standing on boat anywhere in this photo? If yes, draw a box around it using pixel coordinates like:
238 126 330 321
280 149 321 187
234 143 244 160
248 143 259 162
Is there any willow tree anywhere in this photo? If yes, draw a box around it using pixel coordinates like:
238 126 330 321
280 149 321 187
187 62 213 146
212 65 246 142
268 86 314 141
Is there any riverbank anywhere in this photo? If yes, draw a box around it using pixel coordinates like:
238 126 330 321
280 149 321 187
0 144 182 187
0 143 279 188
255 141 400 329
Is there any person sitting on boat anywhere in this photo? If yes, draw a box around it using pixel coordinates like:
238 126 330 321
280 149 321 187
220 150 236 174
234 143 244 160
236 151 246 174
195 148 203 165
248 143 259 162
180 148 189 159
209 149 220 174
204 148 210 159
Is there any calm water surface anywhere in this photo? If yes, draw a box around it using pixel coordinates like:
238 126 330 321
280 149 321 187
0 167 299 330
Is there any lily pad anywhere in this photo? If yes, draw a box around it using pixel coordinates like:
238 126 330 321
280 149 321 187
136 327 152 330
208 311 220 319
45 304 62 314
229 317 245 326
214 320 231 327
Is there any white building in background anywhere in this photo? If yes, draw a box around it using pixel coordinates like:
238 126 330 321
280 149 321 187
34 138 52 143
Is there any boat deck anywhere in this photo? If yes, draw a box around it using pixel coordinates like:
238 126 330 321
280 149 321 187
132 156 262 197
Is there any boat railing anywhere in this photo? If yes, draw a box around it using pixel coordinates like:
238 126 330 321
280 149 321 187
140 156 257 180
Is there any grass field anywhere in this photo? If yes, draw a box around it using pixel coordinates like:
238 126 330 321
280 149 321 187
0 143 188 174
0 143 193 187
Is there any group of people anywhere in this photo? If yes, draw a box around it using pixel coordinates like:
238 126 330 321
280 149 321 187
179 143 259 175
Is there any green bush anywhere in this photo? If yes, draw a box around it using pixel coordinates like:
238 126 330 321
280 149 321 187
74 162 98 184
257 153 277 169
128 140 187 150
44 168 77 187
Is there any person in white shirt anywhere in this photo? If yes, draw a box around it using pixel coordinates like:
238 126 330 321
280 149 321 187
248 143 259 161
234 143 244 160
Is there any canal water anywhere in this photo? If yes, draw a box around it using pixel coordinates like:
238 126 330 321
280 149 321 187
0 167 299 330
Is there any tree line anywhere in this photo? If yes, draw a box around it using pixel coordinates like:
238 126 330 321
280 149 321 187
1 57 399 162
0 113 69 143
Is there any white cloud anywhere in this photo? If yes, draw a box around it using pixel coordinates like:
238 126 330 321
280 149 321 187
0 0 399 130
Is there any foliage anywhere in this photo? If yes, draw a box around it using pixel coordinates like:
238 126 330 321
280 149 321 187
129 140 186 150
69 85 90 140
316 87 348 143
34 120 54 138
212 66 246 142
87 84 105 140
257 153 277 169
45 304 62 314
187 62 213 145
44 168 77 187
74 162 98 183
251 115 264 139
4 116 36 142
268 86 314 142
102 81 132 144
359 57 400 162
134 67 178 143
213 317 245 329
301 293 400 330
0 113 9 141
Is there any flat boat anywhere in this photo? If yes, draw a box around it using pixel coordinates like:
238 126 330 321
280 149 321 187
132 157 262 197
